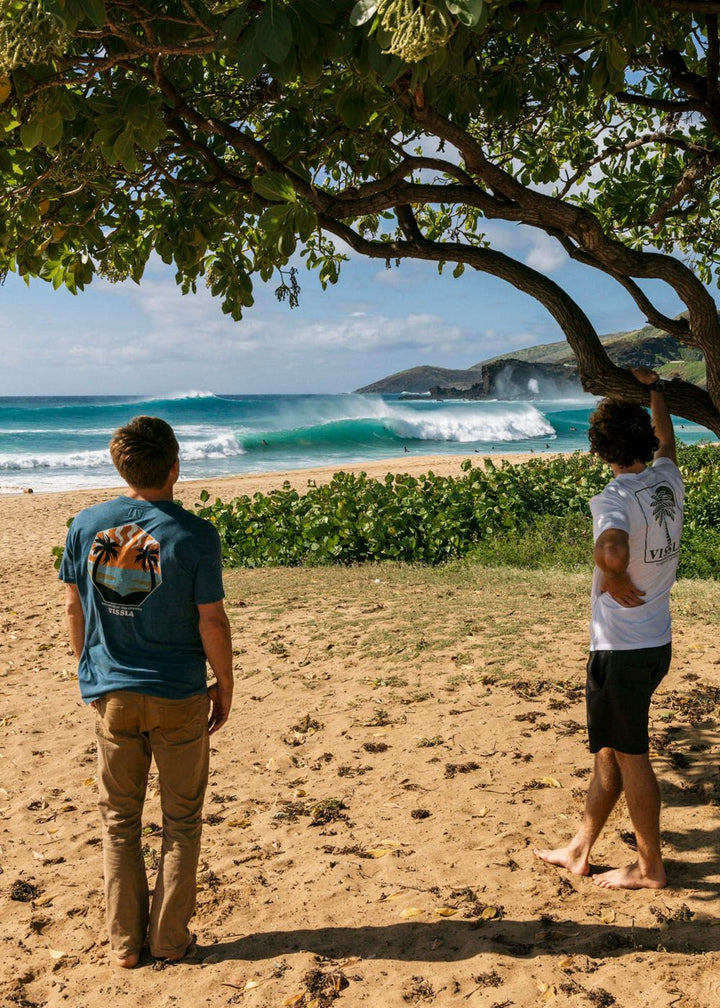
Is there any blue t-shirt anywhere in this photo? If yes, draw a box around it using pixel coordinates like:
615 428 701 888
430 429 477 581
59 496 224 703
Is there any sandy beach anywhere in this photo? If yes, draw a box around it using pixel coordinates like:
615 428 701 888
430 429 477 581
2 453 720 1008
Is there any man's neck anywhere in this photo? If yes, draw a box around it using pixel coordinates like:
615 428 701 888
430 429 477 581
125 483 174 502
123 459 179 501
610 461 647 477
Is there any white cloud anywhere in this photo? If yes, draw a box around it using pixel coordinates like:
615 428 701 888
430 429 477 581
525 234 567 273
30 267 470 375
272 310 465 354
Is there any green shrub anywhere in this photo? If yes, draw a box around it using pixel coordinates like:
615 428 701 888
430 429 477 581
677 527 720 579
192 443 720 578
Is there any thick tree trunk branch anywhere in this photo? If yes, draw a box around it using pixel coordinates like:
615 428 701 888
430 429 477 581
548 230 694 339
318 215 720 433
615 92 703 114
399 98 720 385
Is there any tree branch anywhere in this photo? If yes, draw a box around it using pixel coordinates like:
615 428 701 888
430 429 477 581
614 92 703 114
317 212 720 433
547 229 694 338
396 204 423 242
649 152 720 229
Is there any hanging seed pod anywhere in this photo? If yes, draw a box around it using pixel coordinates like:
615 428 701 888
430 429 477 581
377 0 454 63
0 0 68 74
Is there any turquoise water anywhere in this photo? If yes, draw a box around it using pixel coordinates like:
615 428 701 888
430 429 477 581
0 392 713 493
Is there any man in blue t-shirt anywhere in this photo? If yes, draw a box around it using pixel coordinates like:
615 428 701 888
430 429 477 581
535 368 682 890
59 416 233 967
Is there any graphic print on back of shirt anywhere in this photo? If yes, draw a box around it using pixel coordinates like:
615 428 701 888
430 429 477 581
634 481 680 564
88 524 162 607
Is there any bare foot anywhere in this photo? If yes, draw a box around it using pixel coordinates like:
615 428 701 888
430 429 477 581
533 846 590 877
592 861 666 890
116 953 140 969
155 932 197 964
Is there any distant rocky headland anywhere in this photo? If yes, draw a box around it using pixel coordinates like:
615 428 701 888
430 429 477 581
355 322 705 399
401 359 580 401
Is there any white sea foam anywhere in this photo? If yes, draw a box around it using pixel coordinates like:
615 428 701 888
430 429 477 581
236 395 557 445
0 426 113 435
262 394 555 440
173 424 254 439
0 431 246 472
180 432 246 460
382 403 555 442
0 449 111 470
153 389 218 401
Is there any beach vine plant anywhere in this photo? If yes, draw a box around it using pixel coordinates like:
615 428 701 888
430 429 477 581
191 444 720 577
3 2 720 430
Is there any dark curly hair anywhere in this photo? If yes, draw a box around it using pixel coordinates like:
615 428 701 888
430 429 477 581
588 398 659 468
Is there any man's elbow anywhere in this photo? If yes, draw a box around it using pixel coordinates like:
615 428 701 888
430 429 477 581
594 532 630 574
199 611 232 636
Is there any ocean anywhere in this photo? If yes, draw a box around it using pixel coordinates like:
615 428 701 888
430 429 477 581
0 392 713 494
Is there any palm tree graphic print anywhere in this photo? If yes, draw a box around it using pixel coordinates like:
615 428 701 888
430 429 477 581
651 486 677 550
636 481 680 563
88 523 162 607
91 533 119 584
135 543 160 591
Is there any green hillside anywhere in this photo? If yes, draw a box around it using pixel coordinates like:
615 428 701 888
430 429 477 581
476 322 706 384
355 319 706 394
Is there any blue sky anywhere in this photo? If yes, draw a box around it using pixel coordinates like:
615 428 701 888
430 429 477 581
2 220 691 396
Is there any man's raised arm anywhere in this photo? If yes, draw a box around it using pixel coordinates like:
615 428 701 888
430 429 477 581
630 366 677 464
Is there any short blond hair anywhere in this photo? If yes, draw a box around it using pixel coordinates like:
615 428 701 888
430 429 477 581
109 416 179 489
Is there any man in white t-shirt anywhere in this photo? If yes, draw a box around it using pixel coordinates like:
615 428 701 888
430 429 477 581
535 367 683 889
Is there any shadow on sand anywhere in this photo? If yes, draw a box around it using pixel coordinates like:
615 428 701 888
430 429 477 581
199 906 720 966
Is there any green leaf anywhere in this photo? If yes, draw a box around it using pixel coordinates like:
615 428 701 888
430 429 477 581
255 5 293 64
278 230 296 258
80 0 106 28
445 0 484 28
20 119 43 150
606 37 627 73
234 25 266 79
260 203 294 230
496 75 521 123
293 202 317 241
112 126 138 169
41 116 64 148
217 2 250 48
252 172 297 203
350 0 377 27
297 0 338 23
555 31 599 55
590 57 609 94
337 91 367 128
123 85 151 127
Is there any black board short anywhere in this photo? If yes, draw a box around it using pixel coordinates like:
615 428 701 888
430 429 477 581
586 644 672 755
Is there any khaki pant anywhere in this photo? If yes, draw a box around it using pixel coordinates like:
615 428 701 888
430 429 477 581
94 690 210 959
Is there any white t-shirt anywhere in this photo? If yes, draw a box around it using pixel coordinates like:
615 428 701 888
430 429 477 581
589 456 684 651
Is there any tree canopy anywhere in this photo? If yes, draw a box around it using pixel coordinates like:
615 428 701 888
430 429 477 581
3 0 720 430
